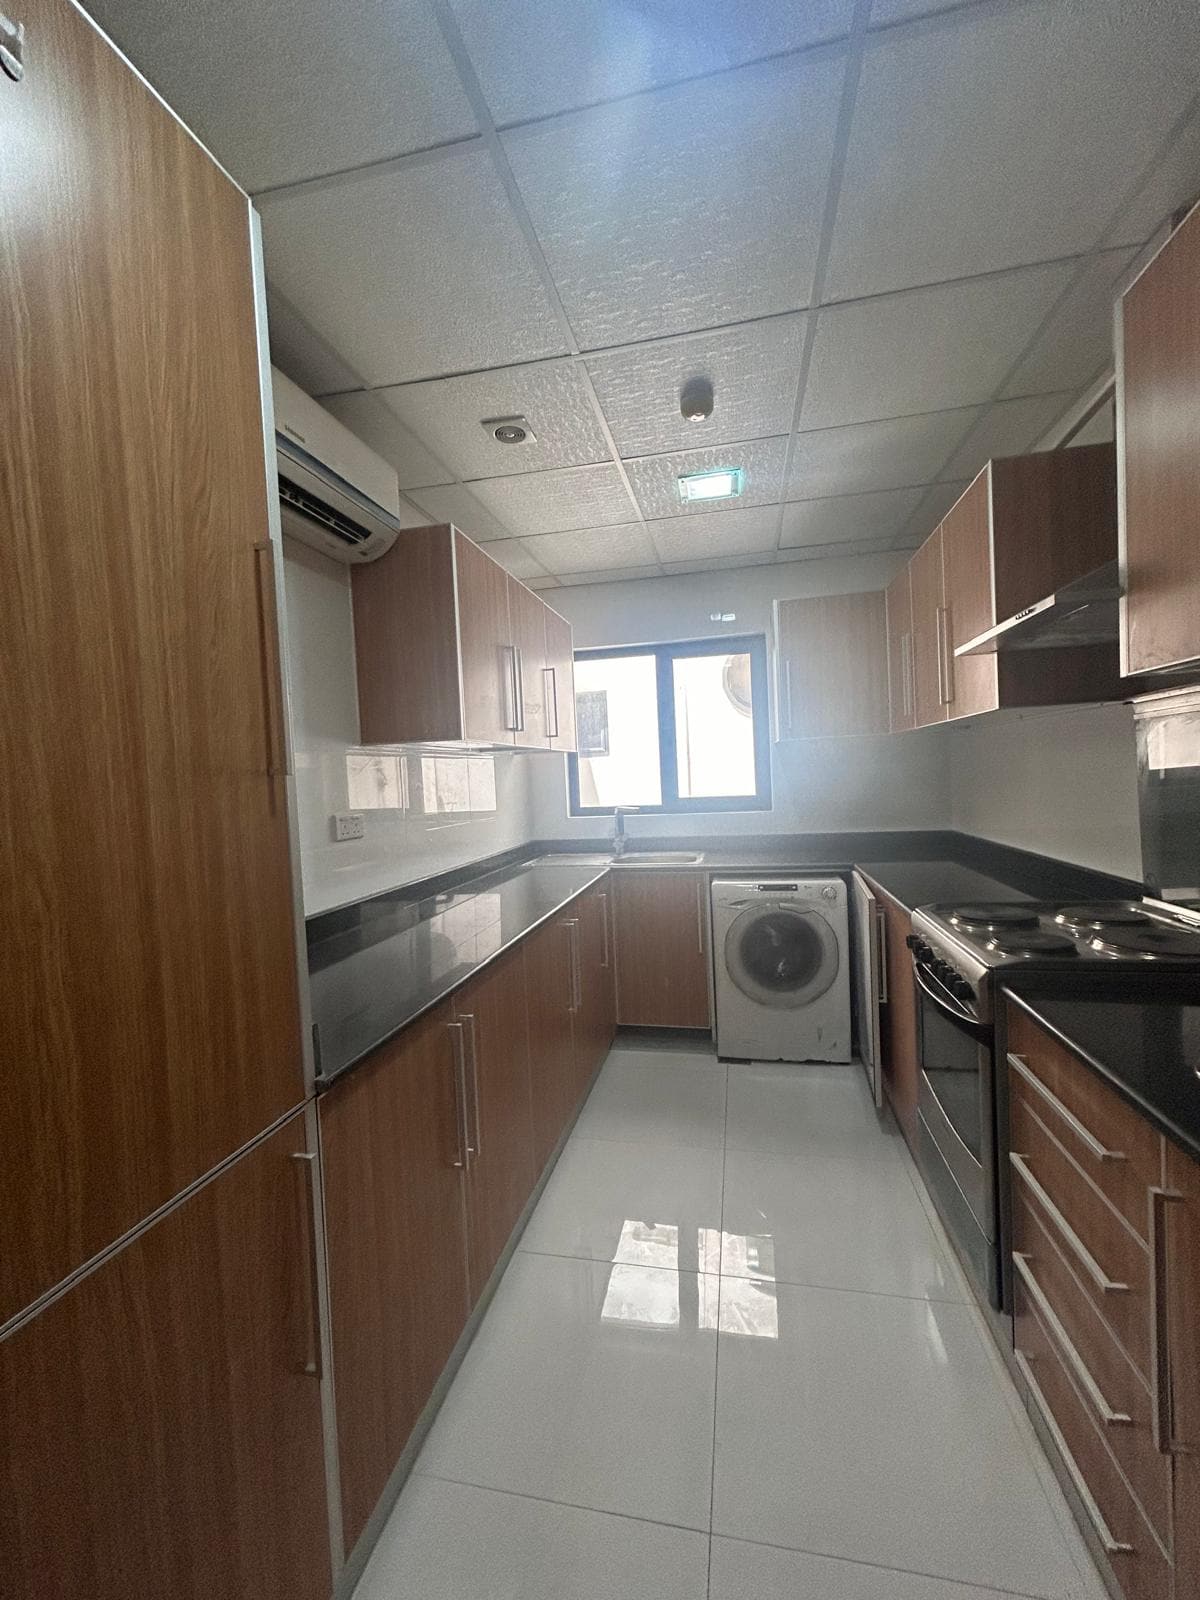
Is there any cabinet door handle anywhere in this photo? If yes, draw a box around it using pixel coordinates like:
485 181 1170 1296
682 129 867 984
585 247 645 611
563 918 581 1012
1009 1151 1128 1294
784 659 794 735
875 904 888 1004
543 666 559 739
695 879 706 956
460 1012 481 1159
254 543 290 783
1008 1053 1125 1163
1013 1349 1134 1556
289 1151 322 1379
936 606 953 706
502 644 520 732
901 633 914 719
446 1022 470 1168
1149 1186 1184 1454
514 647 526 732
1013 1252 1130 1426
599 891 610 970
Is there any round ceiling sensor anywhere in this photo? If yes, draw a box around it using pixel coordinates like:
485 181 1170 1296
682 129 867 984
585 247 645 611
482 414 536 445
680 376 714 422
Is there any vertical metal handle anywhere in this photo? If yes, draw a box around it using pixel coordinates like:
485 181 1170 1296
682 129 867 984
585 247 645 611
875 904 888 1004
901 633 914 718
461 1013 481 1159
290 1151 322 1378
543 666 559 738
1149 1186 1183 1453
696 879 706 956
254 543 290 782
446 1022 470 1168
502 645 520 732
784 659 794 735
514 647 526 731
1 13 25 82
935 607 951 705
563 919 581 1012
598 891 610 969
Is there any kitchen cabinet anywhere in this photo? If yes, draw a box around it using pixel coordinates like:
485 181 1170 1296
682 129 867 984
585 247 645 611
871 886 919 1150
1162 1141 1200 1599
909 527 949 728
525 912 580 1170
1118 199 1200 676
575 882 618 1090
0 1114 330 1600
774 591 890 738
614 870 711 1029
940 473 999 720
454 945 537 1301
1 0 304 1327
544 605 579 751
352 522 576 749
885 565 915 733
319 1000 472 1551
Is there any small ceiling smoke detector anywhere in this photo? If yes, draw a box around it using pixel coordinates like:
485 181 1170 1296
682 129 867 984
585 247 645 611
483 414 536 445
678 466 744 503
680 375 714 422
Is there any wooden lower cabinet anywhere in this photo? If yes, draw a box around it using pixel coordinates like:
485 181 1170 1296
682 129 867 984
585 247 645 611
873 887 919 1150
0 1114 330 1600
575 882 617 1089
319 1001 471 1552
525 913 579 1171
1163 1142 1200 1599
614 870 711 1029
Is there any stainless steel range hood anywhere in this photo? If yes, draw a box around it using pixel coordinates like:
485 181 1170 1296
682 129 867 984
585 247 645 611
954 559 1123 656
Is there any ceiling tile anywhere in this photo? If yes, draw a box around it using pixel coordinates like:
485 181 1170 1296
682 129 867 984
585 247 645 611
801 262 1075 430
939 393 1076 482
321 391 454 490
1110 110 1200 246
265 287 365 398
522 523 659 574
405 484 514 543
527 575 561 589
643 506 780 564
662 553 777 575
467 463 636 534
556 565 663 586
502 52 844 347
259 149 568 387
869 0 989 22
450 0 852 124
999 249 1137 398
625 437 789 520
85 0 477 192
585 316 805 458
826 0 1200 301
778 534 905 563
482 539 551 580
369 359 610 481
780 487 925 549
903 480 971 546
787 407 979 500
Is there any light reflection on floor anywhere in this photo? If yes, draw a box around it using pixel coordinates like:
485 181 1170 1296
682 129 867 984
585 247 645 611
600 1221 779 1338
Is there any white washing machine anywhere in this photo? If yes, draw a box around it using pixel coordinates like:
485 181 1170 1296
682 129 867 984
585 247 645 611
711 877 851 1063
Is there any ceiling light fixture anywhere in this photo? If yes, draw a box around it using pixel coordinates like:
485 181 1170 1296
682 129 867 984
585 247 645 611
680 375 714 422
678 467 744 503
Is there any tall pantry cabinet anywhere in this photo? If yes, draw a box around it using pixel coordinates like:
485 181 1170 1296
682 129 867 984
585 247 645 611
1 2 328 1594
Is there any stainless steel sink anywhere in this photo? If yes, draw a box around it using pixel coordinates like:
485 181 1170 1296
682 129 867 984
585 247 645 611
617 851 704 865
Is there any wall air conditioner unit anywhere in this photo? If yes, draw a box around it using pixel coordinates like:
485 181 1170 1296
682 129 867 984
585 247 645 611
271 367 407 563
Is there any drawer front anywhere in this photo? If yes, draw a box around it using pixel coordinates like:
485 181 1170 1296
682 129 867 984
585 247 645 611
1015 1291 1172 1600
1012 1191 1170 1546
1007 1008 1163 1243
1009 1093 1151 1380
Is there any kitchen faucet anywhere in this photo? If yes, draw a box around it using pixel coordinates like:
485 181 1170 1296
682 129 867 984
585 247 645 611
612 806 638 857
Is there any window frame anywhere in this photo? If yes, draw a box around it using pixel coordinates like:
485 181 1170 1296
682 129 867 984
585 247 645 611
567 633 773 817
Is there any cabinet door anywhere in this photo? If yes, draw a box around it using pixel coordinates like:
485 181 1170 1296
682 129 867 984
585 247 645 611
0 1114 330 1600
0 0 304 1326
909 528 949 727
1163 1142 1200 1597
576 883 617 1088
524 917 577 1171
544 605 579 752
775 592 889 738
885 565 915 733
1119 203 1200 675
614 871 711 1029
876 889 918 1150
455 531 515 744
319 1003 471 1552
455 945 536 1302
510 577 550 749
941 473 999 721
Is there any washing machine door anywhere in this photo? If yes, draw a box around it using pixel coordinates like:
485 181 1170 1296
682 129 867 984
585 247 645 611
723 903 840 1009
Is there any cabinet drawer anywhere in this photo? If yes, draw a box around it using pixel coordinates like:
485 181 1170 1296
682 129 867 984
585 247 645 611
1008 1007 1163 1242
1009 1094 1151 1380
1012 1191 1169 1546
1015 1290 1171 1600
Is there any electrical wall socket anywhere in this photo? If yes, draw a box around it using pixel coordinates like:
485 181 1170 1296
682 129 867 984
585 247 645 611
332 812 365 842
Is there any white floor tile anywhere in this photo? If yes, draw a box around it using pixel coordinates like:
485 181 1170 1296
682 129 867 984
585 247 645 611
709 1536 1037 1600
355 1477 710 1600
573 1050 727 1149
712 1279 1083 1598
725 1061 904 1161
415 1252 718 1530
720 1144 964 1301
521 1135 724 1272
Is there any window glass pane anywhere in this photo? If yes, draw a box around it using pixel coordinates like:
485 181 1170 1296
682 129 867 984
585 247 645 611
672 651 757 799
573 653 663 808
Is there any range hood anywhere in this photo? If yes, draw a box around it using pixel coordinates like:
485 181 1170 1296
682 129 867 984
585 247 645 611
955 559 1123 656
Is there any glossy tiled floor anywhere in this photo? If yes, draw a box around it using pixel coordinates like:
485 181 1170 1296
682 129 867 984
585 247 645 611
354 1041 1109 1600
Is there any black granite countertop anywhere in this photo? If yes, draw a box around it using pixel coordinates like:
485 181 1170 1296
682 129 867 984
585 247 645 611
1004 987 1200 1162
856 859 1035 910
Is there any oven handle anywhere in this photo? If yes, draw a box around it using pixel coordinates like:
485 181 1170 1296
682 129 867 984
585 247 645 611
911 957 991 1042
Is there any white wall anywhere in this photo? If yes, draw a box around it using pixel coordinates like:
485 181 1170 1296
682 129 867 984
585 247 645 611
948 700 1143 881
282 539 541 914
531 554 954 842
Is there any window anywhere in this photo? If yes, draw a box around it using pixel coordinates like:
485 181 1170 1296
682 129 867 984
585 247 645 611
568 635 772 815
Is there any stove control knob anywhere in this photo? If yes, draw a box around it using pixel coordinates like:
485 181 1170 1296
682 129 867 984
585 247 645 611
905 934 922 953
952 976 974 1002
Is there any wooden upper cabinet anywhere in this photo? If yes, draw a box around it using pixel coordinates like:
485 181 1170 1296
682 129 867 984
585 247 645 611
1119 201 1200 675
0 1114 331 1600
885 565 915 733
941 471 999 721
909 527 949 728
774 591 890 738
544 605 579 752
614 870 711 1030
352 523 574 749
1 0 304 1326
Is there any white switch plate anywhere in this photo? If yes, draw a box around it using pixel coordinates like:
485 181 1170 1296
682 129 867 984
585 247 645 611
333 812 365 842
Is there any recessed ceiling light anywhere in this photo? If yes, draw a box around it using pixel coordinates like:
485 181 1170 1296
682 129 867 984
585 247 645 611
482 414 535 445
678 467 744 503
